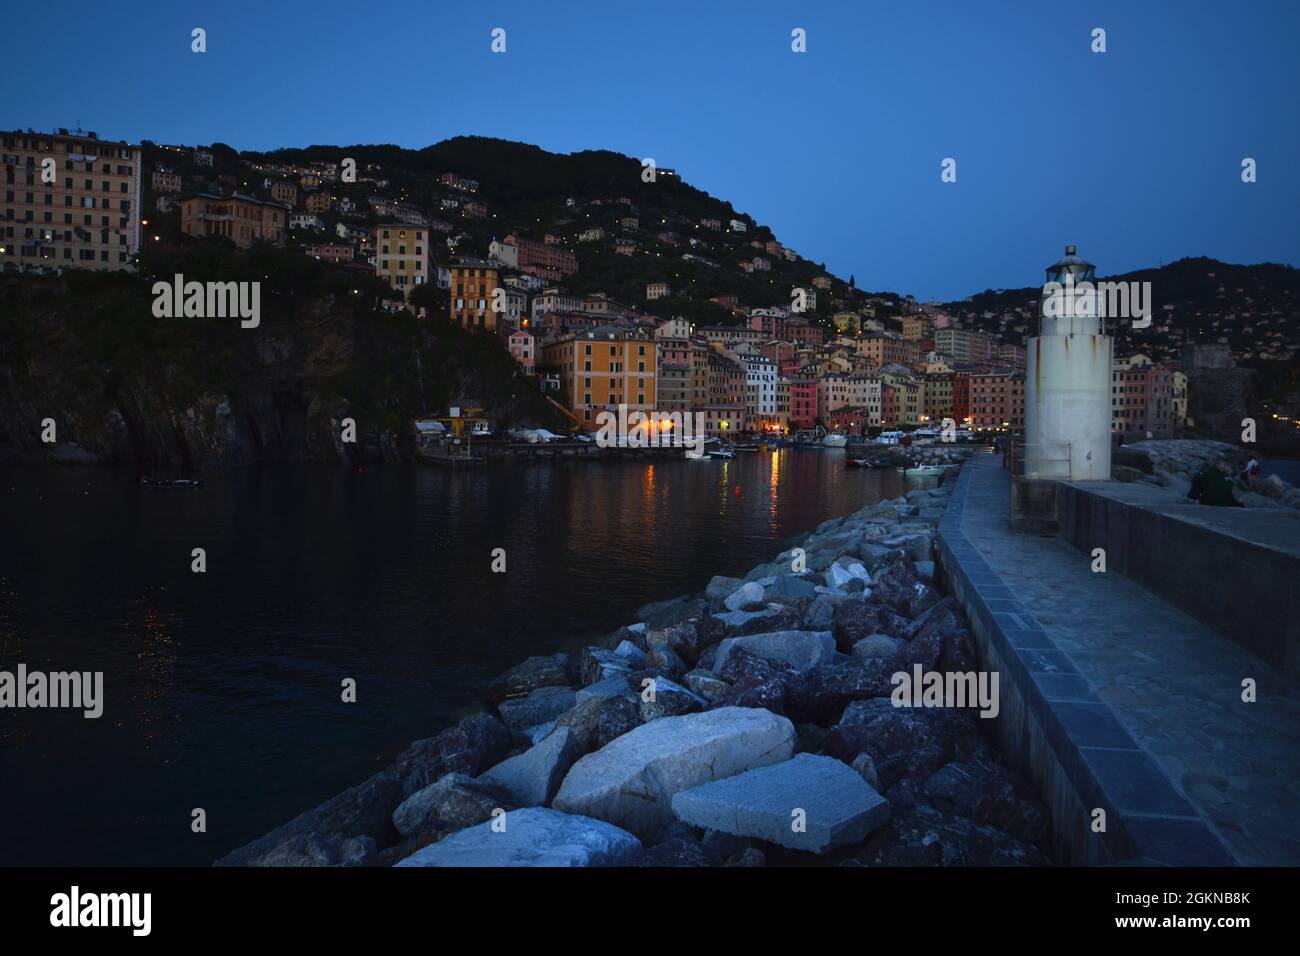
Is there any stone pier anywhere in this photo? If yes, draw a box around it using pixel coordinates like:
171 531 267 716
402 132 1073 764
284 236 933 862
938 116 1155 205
936 453 1300 866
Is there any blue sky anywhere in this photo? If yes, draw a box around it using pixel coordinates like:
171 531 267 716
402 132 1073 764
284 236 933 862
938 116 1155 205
7 0 1298 300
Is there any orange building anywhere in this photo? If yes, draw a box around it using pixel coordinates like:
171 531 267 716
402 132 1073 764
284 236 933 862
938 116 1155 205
179 192 286 248
540 326 658 427
449 258 501 331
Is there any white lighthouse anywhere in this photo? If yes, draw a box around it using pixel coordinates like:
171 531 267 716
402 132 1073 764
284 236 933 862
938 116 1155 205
1024 245 1113 481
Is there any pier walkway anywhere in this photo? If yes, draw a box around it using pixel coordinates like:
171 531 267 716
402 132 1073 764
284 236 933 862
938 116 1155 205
938 453 1300 866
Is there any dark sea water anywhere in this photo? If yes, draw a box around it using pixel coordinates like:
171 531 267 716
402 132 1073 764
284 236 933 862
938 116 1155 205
0 449 908 866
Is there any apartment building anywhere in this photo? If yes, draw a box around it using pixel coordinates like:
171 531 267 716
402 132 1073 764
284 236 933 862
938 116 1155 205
374 224 430 300
970 370 1026 431
2 128 142 272
541 327 658 427
448 257 500 331
180 192 286 248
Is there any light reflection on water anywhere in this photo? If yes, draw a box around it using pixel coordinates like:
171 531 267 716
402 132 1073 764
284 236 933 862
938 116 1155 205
0 451 905 865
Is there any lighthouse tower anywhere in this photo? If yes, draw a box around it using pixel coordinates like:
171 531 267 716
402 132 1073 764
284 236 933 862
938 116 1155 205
1024 245 1113 481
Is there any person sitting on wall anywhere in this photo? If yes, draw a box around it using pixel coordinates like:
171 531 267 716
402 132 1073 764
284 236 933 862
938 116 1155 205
1239 457 1260 486
1188 462 1242 507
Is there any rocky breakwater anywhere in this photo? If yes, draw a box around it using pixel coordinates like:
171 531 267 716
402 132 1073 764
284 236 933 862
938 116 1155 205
216 477 1051 867
1116 438 1300 510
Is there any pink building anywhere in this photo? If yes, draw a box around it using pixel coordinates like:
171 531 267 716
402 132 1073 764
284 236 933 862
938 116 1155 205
305 243 355 262
789 379 817 429
509 329 536 373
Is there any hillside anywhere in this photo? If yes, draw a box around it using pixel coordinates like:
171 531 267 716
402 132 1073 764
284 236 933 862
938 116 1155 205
147 135 883 327
0 241 568 468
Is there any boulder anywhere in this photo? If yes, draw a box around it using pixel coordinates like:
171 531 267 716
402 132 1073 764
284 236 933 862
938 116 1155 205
1259 473 1289 499
713 630 837 675
671 753 890 854
870 561 941 619
552 706 797 838
392 772 515 837
576 675 635 703
613 640 647 668
395 807 642 867
639 677 707 722
826 557 872 589
554 694 642 756
497 686 577 733
632 837 711 867
715 648 796 714
830 698 986 790
645 618 711 663
836 804 1050 867
764 574 819 602
727 604 809 637
851 752 881 791
479 728 580 807
852 633 905 661
488 653 571 703
644 643 687 678
801 593 842 630
784 658 894 725
579 647 633 686
635 594 705 630
906 758 1048 844
386 713 513 797
832 600 910 651
683 668 730 703
215 770 401 867
714 607 780 632
706 575 746 602
724 581 767 612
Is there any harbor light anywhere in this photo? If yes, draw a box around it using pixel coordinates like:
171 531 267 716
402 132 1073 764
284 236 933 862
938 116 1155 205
1024 245 1113 481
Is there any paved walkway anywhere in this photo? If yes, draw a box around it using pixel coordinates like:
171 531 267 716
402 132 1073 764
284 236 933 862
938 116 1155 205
955 455 1300 866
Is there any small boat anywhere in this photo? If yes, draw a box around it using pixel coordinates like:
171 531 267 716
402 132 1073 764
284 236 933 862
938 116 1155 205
707 446 737 460
140 477 205 489
898 465 945 477
822 434 848 448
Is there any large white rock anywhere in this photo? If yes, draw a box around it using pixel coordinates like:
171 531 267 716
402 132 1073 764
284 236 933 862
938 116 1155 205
670 753 890 853
552 706 796 838
712 630 837 674
826 557 872 589
394 807 641 867
724 581 767 611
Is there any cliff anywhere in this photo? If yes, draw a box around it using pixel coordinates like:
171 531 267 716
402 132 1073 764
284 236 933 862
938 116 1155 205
0 242 567 469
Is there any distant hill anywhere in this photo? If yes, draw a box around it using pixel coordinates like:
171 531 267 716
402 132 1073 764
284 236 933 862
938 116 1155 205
942 256 1300 367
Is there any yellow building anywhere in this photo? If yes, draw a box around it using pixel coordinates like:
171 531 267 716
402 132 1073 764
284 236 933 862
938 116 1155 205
2 128 142 272
541 326 658 427
448 258 501 331
180 193 286 248
374 224 430 302
901 314 933 340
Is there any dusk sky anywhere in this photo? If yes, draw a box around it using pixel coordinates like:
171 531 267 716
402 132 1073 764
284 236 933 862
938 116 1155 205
8 0 1298 300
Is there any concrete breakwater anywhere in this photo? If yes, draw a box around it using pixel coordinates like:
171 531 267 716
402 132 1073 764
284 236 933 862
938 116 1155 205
216 463 1054 867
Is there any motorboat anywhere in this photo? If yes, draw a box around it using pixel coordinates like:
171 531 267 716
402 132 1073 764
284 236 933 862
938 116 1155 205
822 433 848 448
898 464 946 477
